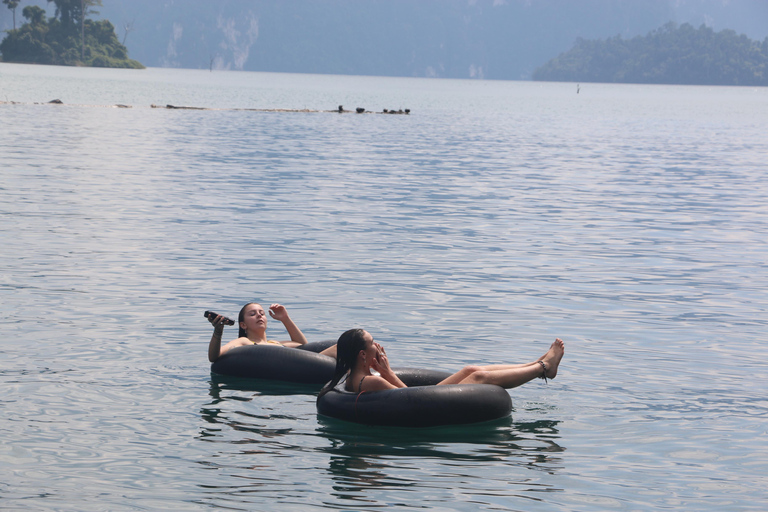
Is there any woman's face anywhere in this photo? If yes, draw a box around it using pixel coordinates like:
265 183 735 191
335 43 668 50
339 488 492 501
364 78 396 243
359 331 376 366
240 303 267 334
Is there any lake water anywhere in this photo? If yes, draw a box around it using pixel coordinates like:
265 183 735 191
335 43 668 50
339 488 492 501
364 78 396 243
1 63 767 511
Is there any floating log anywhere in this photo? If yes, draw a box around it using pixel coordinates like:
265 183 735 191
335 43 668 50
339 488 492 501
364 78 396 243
2 99 410 115
164 104 207 110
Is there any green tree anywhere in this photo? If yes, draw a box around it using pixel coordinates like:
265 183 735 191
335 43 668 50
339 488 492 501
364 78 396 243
46 0 101 28
2 0 20 30
0 6 54 64
0 1 143 68
46 0 102 60
22 5 46 25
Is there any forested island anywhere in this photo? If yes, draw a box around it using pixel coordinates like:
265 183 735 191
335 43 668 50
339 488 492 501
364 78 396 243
0 0 143 68
533 22 768 86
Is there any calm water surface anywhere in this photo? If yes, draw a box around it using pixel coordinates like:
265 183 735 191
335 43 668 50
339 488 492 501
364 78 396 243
1 63 767 511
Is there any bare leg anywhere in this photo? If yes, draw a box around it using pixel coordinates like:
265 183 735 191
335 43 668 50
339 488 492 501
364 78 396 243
457 339 565 388
461 363 543 388
320 345 337 359
472 361 539 372
438 365 484 385
442 338 563 376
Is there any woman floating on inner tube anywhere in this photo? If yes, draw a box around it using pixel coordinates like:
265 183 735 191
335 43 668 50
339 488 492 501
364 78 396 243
319 329 564 395
207 302 337 362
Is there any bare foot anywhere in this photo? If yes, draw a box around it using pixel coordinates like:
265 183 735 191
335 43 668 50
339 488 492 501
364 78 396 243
538 338 561 362
540 338 565 379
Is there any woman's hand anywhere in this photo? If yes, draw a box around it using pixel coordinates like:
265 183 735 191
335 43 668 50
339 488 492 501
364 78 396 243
370 342 392 374
207 314 228 334
370 343 406 388
270 303 308 345
207 314 228 363
269 303 289 322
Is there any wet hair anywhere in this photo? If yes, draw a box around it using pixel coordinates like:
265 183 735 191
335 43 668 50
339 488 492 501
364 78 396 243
237 302 260 338
319 328 370 397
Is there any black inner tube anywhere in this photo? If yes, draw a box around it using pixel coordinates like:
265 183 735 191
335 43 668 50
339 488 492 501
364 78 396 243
317 382 512 427
211 342 336 384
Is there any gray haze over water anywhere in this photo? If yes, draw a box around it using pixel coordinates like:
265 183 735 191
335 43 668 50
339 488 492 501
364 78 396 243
2 0 767 79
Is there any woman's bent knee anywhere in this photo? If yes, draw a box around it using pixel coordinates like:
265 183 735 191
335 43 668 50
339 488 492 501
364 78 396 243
463 370 491 384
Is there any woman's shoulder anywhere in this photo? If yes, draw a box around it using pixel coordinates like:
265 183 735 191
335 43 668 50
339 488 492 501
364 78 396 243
360 374 398 392
217 337 254 359
223 337 255 351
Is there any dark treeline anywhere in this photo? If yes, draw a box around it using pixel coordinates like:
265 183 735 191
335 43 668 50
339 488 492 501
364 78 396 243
0 0 143 68
533 22 768 86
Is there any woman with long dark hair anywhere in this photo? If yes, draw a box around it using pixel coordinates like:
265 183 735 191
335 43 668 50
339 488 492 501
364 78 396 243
319 329 564 396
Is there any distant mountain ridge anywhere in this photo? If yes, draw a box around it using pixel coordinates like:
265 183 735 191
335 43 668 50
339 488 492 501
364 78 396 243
533 22 768 86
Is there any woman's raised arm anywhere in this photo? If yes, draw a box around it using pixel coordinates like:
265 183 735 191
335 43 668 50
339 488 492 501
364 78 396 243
269 303 308 345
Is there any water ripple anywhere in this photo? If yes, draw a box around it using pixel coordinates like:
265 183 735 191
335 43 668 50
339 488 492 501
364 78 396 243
1 67 767 510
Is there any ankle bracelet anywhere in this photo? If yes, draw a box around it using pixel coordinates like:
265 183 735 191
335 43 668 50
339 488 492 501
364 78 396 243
538 360 548 384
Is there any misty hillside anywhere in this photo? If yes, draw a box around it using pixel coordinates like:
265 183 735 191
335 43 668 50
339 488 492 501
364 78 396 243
2 0 767 80
533 22 768 86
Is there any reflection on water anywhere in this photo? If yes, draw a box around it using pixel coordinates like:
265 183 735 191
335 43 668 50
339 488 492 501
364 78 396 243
197 376 566 508
207 373 323 397
199 376 320 441
319 416 565 504
202 376 564 461
317 415 564 462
